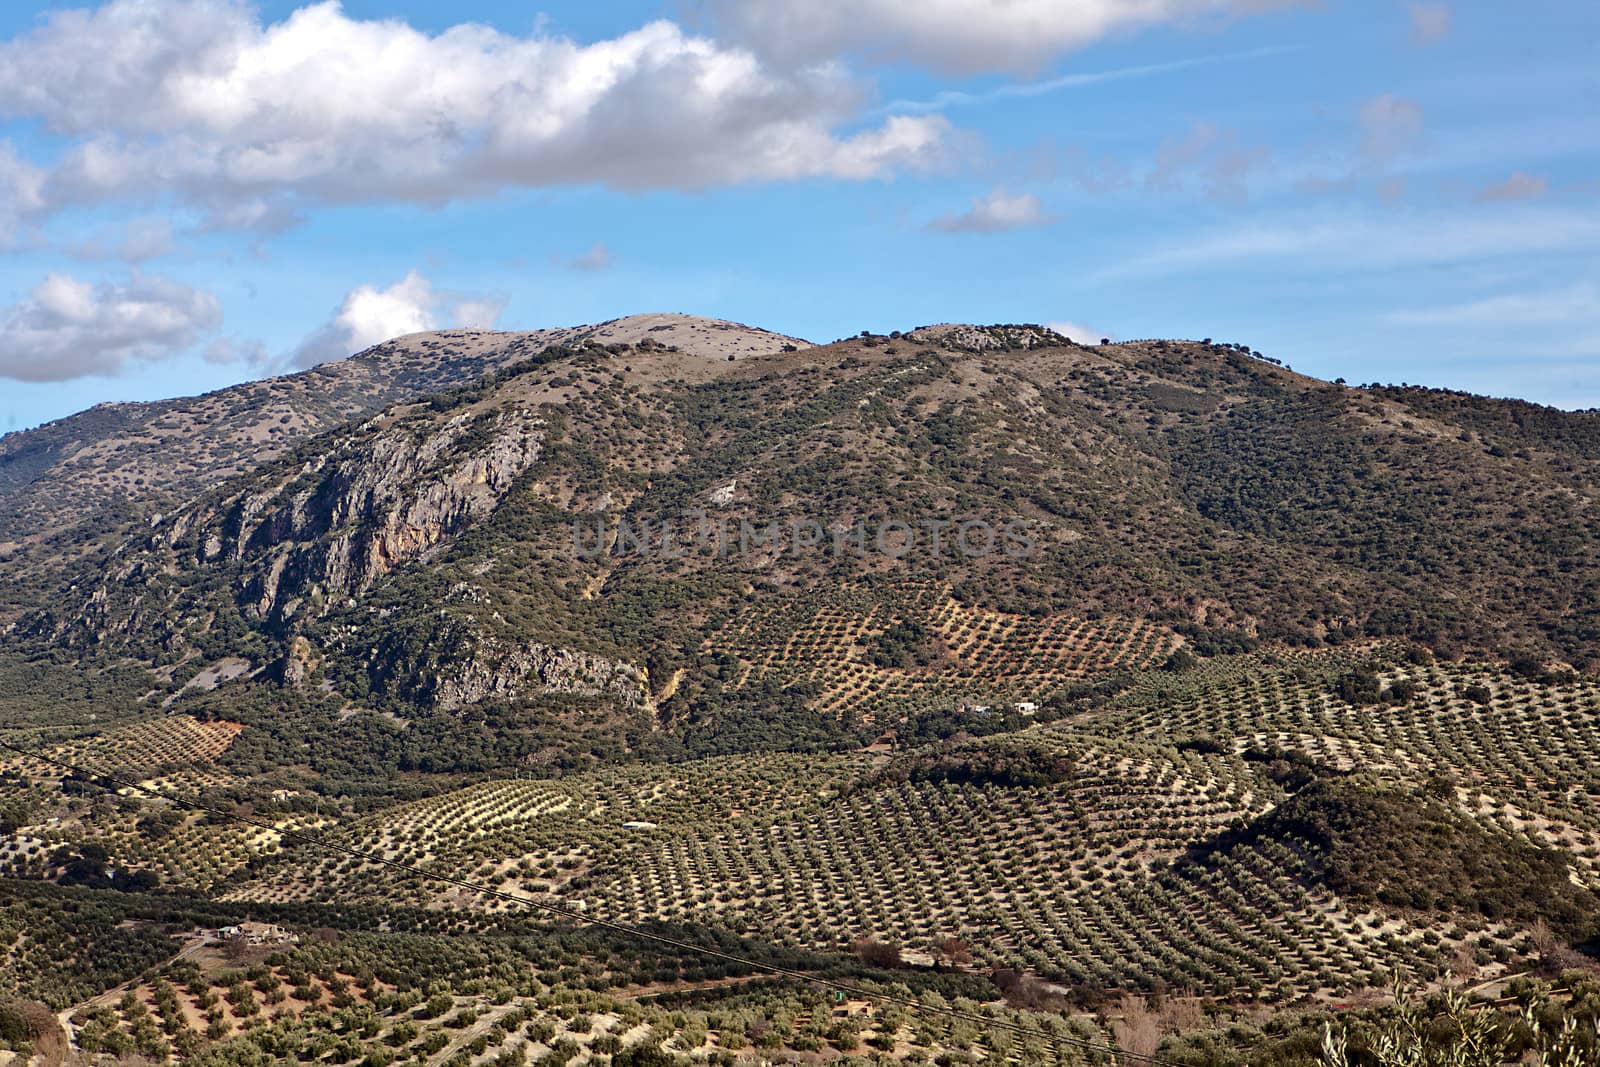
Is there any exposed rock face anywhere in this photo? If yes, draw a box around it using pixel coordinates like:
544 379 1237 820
527 312 810 360
274 635 323 686
0 313 810 591
30 385 652 717
908 323 1070 351
51 407 546 647
428 639 649 712
183 408 543 623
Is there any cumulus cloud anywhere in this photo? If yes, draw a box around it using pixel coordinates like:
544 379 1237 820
203 336 269 367
0 140 46 247
67 216 174 262
451 297 508 330
1048 320 1112 343
0 272 222 381
0 141 44 214
115 217 175 261
930 189 1058 232
1407 3 1451 45
0 0 948 228
1358 94 1425 164
197 196 304 235
713 0 1306 74
291 271 504 368
1477 171 1547 202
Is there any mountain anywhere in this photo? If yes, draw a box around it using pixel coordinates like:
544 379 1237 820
8 318 1600 1065
13 321 1600 741
0 313 809 584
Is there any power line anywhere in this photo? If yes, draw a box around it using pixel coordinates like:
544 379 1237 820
0 735 1181 1067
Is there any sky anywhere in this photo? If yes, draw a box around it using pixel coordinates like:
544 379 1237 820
0 0 1595 431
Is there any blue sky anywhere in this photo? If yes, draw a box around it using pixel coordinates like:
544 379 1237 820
0 0 1595 431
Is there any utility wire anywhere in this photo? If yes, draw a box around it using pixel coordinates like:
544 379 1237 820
0 735 1182 1067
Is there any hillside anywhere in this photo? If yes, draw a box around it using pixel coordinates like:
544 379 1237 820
6 642 1600 1067
13 323 1600 724
0 314 809 590
5 319 1600 1066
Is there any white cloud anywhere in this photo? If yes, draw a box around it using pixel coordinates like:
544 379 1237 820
1358 93 1425 164
571 243 614 272
1386 283 1600 327
1477 171 1547 202
1102 206 1600 278
1407 3 1451 45
291 271 504 368
451 297 507 330
292 272 435 368
876 45 1300 115
197 196 304 235
0 141 44 214
0 1 948 227
0 272 222 381
930 189 1058 232
203 336 269 367
0 140 46 247
1146 121 1269 200
713 0 1306 74
116 217 174 261
67 216 174 262
1048 320 1112 344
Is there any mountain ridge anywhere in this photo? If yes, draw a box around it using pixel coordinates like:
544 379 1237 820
13 322 1600 747
0 313 810 585
7 320 1600 1055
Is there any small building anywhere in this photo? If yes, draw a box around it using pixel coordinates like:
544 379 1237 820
1014 701 1039 716
218 921 299 946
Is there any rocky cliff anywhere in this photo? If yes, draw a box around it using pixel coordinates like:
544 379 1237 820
32 401 545 653
426 637 649 713
0 314 810 596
